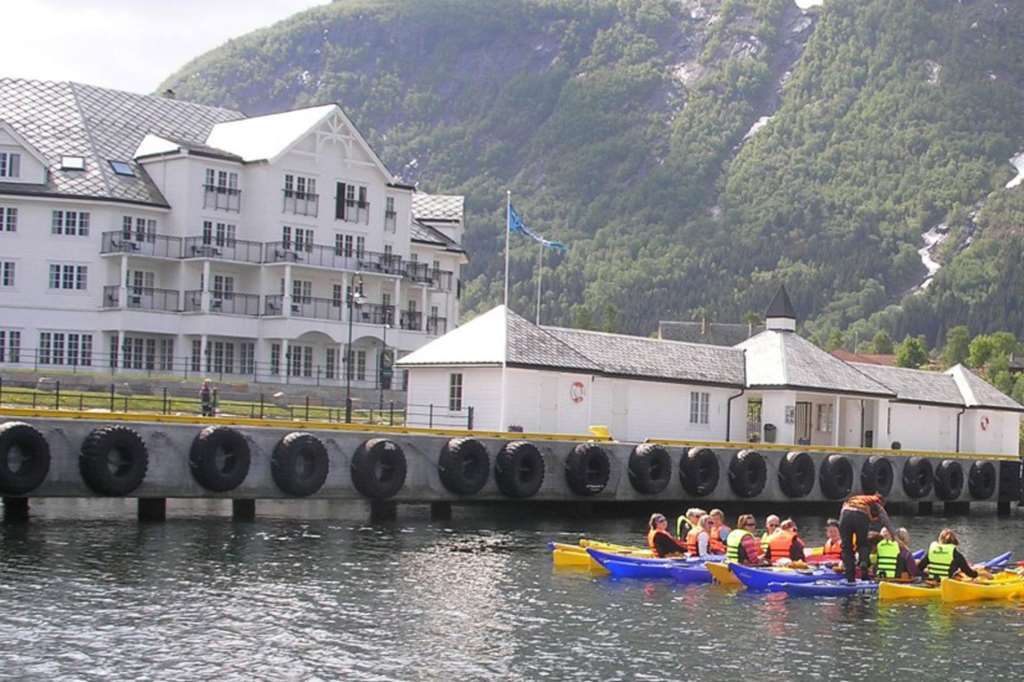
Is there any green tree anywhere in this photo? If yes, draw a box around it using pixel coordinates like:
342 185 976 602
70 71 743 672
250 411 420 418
1012 374 1024 405
871 330 893 354
990 331 1018 358
968 335 996 368
602 302 620 333
825 330 844 352
942 325 970 367
896 335 929 368
573 305 594 331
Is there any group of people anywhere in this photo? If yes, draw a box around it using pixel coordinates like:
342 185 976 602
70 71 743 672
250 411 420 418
647 493 979 584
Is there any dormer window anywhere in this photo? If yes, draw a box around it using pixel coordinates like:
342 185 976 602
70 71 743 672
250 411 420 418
109 160 134 176
0 152 20 178
61 156 85 171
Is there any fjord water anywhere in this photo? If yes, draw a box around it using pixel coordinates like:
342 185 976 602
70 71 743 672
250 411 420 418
1 502 1023 680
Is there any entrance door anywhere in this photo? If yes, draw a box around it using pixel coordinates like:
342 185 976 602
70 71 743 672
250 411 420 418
795 402 812 444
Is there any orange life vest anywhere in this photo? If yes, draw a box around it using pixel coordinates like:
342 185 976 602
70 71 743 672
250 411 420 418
685 528 702 556
768 529 796 563
843 494 883 518
709 534 726 555
647 528 684 557
822 538 842 559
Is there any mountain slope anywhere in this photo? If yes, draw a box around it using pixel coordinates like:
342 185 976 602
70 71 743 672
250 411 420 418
162 0 1024 344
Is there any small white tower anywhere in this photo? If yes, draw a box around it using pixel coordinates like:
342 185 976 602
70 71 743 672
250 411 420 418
765 285 797 332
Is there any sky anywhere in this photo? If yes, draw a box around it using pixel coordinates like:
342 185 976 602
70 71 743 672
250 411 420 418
2 0 328 93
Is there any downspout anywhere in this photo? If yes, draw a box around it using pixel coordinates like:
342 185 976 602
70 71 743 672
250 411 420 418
859 399 865 448
955 405 966 453
725 349 747 442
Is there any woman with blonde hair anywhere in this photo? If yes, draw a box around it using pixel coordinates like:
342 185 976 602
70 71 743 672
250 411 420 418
916 528 978 581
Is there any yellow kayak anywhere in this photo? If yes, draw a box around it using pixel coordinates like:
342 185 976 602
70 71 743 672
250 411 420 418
707 562 741 586
551 540 653 573
579 539 651 555
940 575 1024 603
878 581 940 601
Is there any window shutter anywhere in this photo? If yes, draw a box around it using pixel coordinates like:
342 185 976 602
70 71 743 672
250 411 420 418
336 182 346 220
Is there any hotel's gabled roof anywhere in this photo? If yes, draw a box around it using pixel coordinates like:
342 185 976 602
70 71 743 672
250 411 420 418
0 78 243 207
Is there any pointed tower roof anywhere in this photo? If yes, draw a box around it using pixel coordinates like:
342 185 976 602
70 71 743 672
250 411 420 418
765 285 796 320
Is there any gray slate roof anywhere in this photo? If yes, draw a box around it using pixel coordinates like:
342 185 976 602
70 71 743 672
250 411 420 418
851 363 963 406
412 193 463 222
544 326 745 386
658 320 763 346
737 330 895 397
507 310 595 372
0 78 243 207
410 218 464 253
952 365 1024 412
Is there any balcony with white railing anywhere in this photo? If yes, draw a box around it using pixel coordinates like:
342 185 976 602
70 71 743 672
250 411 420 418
101 231 182 259
202 184 241 212
182 236 263 264
183 290 261 316
282 189 319 217
102 285 179 312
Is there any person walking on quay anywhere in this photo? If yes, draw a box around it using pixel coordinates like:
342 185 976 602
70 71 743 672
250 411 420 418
838 493 898 583
200 379 215 417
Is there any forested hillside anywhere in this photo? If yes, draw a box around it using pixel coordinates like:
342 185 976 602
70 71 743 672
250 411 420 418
161 0 1024 346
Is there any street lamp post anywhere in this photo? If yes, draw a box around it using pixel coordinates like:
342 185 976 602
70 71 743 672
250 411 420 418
345 276 367 423
379 321 391 410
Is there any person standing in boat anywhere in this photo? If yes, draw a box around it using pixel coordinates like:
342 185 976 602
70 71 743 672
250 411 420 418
647 513 688 558
838 493 898 583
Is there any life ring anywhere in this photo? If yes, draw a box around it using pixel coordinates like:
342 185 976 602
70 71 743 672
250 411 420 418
495 441 545 498
980 415 990 431
860 455 894 496
564 443 611 496
79 425 149 496
968 460 997 499
271 432 329 497
818 454 853 500
0 421 51 495
901 457 933 499
189 426 251 492
351 438 407 499
438 437 490 495
934 459 964 501
628 443 671 495
728 450 766 498
679 447 720 497
778 451 814 498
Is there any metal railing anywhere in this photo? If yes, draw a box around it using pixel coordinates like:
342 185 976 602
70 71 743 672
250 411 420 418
183 290 261 316
400 310 422 331
341 200 370 225
183 236 263 263
202 184 241 212
282 189 319 217
384 211 397 233
101 231 182 259
263 240 403 276
426 316 448 335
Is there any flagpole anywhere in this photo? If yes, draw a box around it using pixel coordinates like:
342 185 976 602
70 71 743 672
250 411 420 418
500 190 511 432
535 240 543 325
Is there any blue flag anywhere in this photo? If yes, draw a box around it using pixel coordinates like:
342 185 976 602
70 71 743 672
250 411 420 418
509 204 567 252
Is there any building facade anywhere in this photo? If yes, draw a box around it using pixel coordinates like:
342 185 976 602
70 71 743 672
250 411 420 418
398 290 1023 456
0 79 466 391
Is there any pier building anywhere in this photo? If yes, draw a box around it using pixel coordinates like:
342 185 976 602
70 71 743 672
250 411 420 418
398 288 1023 456
0 78 466 392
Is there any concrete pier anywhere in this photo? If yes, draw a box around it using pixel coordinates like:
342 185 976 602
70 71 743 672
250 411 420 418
232 499 256 521
944 501 970 515
429 501 452 521
3 497 29 523
138 498 166 522
370 500 397 522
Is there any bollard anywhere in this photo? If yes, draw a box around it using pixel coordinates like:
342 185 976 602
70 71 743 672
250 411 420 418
162 387 169 415
467 406 474 430
305 396 310 421
259 393 265 419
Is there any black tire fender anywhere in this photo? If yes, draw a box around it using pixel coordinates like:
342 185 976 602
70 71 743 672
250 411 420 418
271 432 329 497
351 438 407 499
778 451 814 498
189 426 251 493
628 443 671 495
439 437 489 495
564 443 611 497
861 455 894 496
901 457 933 499
79 425 149 496
495 441 545 498
934 459 964 501
968 460 997 499
819 454 853 500
679 447 720 497
0 421 51 495
728 450 766 498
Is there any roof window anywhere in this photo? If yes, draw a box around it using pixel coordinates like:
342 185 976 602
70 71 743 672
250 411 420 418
109 160 135 176
60 156 85 171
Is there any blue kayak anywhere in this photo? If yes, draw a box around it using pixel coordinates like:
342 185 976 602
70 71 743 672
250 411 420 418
586 548 715 581
771 580 878 597
730 563 845 590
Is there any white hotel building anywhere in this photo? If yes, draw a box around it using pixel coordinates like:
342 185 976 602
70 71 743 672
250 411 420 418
0 79 467 391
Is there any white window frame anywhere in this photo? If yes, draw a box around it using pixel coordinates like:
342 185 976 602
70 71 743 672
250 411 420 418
0 206 17 232
449 373 463 411
0 152 21 178
689 391 710 425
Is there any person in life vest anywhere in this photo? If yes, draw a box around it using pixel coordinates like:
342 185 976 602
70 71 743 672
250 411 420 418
709 508 731 544
677 507 708 538
687 514 727 558
839 493 898 583
726 514 763 565
760 514 781 556
647 513 688 558
916 528 979 581
767 518 806 564
820 518 843 562
874 527 918 579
